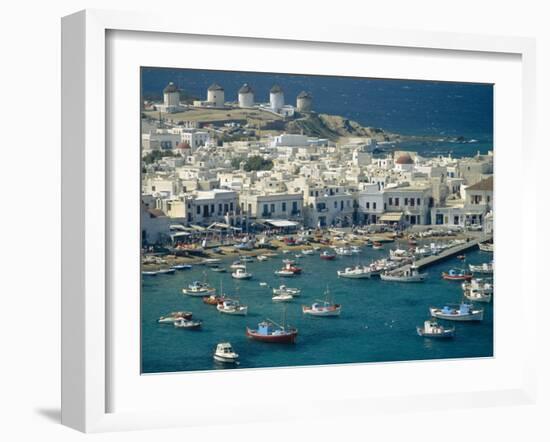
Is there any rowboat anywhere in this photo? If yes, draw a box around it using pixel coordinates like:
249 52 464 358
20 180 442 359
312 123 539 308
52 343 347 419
303 288 341 317
171 263 192 270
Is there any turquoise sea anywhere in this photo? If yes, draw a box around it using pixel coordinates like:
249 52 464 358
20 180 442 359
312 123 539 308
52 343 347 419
141 246 493 373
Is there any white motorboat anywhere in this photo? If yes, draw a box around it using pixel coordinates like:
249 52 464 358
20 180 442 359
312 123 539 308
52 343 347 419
463 289 492 303
337 265 372 279
201 258 222 265
462 278 493 295
274 269 295 277
182 281 216 296
217 299 248 315
141 270 158 276
171 263 192 270
157 268 176 275
213 342 239 364
416 319 455 338
210 266 226 273
335 247 353 256
272 293 294 303
478 242 494 252
257 255 269 261
301 249 314 255
239 255 253 263
231 267 252 280
469 262 494 274
173 318 202 329
350 246 361 254
272 285 301 296
380 265 427 282
429 303 484 321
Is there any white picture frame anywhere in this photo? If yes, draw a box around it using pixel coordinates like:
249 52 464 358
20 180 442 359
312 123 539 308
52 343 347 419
61 9 537 433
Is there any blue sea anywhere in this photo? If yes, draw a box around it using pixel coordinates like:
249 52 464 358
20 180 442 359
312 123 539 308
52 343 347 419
141 67 494 157
141 246 493 373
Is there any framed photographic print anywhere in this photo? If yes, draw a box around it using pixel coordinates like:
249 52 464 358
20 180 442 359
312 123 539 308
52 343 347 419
62 9 537 432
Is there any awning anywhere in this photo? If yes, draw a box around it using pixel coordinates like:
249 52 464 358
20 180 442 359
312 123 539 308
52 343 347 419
264 219 299 228
189 224 207 231
379 212 403 222
170 232 191 239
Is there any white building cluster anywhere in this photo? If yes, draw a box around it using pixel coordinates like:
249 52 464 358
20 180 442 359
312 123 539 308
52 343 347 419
141 82 494 244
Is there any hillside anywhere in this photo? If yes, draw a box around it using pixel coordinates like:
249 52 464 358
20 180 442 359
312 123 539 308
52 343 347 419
285 113 397 142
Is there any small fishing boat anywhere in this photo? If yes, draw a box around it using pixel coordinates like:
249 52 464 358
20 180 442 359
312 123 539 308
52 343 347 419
182 281 216 296
335 247 353 256
272 285 301 296
217 299 248 316
246 319 298 344
372 241 383 250
337 265 372 279
173 318 202 329
157 268 176 275
272 293 294 303
256 255 269 262
478 242 494 252
389 248 412 262
210 266 226 273
213 342 239 364
231 267 252 280
456 255 466 260
429 303 484 321
469 262 494 274
441 268 473 281
350 245 361 254
239 255 253 263
320 250 336 260
171 263 192 270
416 319 455 338
463 290 492 303
303 288 341 317
301 249 314 255
259 282 268 287
158 311 193 323
380 265 427 282
141 270 158 276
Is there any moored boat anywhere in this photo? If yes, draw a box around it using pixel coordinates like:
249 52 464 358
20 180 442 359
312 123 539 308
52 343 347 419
173 318 202 329
429 302 484 321
182 281 216 296
441 268 473 281
416 319 455 338
301 249 314 255
372 241 383 250
246 319 298 343
213 342 239 364
478 242 494 252
231 267 253 280
380 265 427 282
257 255 269 261
203 294 227 305
272 293 294 303
210 266 226 272
337 265 372 279
303 287 341 317
217 299 248 316
272 285 301 296
142 270 158 276
463 290 492 303
171 263 192 270
158 311 193 323
157 268 176 275
320 250 336 260
469 262 494 274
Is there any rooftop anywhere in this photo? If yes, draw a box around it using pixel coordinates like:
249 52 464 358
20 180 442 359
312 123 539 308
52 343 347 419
467 176 493 191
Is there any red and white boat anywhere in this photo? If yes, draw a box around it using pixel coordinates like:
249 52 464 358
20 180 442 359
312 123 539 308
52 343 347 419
441 268 473 281
320 250 336 260
246 319 298 343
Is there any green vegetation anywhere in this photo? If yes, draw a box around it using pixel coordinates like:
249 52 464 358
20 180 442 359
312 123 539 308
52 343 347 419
231 155 274 171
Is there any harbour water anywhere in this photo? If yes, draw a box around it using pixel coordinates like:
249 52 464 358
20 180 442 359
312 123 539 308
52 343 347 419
141 246 493 373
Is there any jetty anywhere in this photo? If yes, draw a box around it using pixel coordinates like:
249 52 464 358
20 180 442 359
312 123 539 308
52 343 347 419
387 234 492 275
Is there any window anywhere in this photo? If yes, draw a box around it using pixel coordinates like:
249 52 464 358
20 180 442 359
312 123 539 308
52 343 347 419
373 202 377 210
196 205 201 214
389 197 393 206
395 198 399 206
270 203 275 213
218 203 222 213
417 198 421 206
292 201 298 213
404 198 409 206
366 202 370 209
334 201 337 208
230 202 234 211
410 198 415 207
282 202 287 212
262 204 268 215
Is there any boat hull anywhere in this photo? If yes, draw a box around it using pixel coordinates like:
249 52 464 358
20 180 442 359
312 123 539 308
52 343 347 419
416 327 455 338
429 307 484 321
302 306 341 317
246 328 298 343
337 271 371 279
